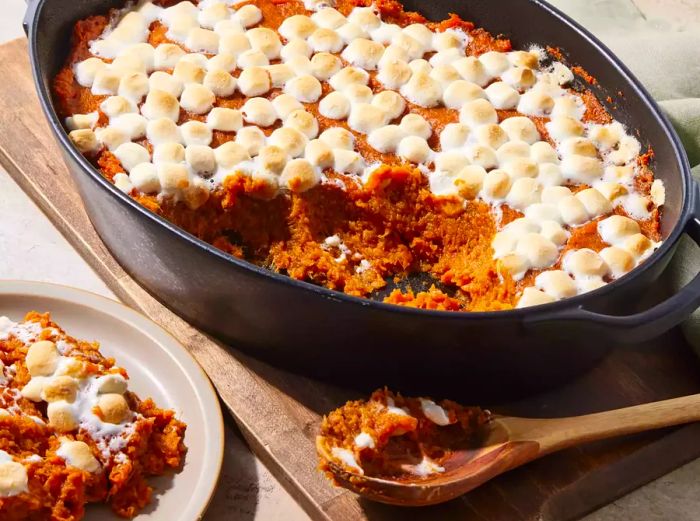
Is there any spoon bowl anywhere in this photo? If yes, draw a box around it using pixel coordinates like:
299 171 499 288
318 394 700 506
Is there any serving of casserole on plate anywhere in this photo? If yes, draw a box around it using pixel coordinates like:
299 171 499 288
53 0 666 313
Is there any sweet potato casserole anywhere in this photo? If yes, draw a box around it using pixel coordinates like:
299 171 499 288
0 312 186 519
54 0 665 310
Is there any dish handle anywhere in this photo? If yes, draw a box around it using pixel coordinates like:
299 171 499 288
526 179 700 343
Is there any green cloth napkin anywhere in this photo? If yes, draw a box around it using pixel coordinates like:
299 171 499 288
547 0 700 348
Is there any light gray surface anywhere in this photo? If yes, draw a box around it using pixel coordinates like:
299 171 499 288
0 0 698 520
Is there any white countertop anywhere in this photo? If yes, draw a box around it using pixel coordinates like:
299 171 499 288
1 0 698 519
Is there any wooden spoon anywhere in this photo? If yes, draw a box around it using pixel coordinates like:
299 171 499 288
317 394 700 506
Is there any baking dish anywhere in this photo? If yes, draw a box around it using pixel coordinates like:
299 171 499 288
24 0 700 397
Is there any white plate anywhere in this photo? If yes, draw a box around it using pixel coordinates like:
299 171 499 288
0 280 224 521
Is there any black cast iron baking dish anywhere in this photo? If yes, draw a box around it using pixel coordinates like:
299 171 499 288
23 0 700 397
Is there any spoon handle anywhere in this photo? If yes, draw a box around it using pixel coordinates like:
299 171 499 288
505 393 700 456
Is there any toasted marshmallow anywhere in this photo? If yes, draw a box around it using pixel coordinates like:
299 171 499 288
539 220 569 245
560 137 597 158
65 112 99 132
153 44 185 70
517 287 556 308
508 50 539 69
207 107 242 132
180 120 213 146
342 38 385 70
506 177 542 210
623 233 655 259
180 84 215 114
280 159 319 192
501 67 536 90
429 65 461 90
96 127 129 151
203 69 236 97
538 163 564 186
450 56 489 86
234 4 262 28
650 179 665 207
599 246 635 278
246 27 281 60
337 22 370 44
173 59 205 84
369 22 402 44
264 64 294 89
377 58 411 90
535 270 577 299
149 71 184 98
129 162 161 193
465 145 498 170
272 94 304 120
399 113 432 140
589 122 624 150
91 69 122 96
215 141 251 169
57 439 100 473
333 149 365 175
305 139 334 168
500 117 540 144
434 151 468 174
576 188 612 218
530 141 559 164
42 376 78 403
482 169 511 199
503 158 538 180
285 75 322 103
478 51 509 77
348 103 388 134
113 143 149 172
551 96 583 120
319 127 355 151
268 127 307 157
286 110 319 139
113 171 133 193
452 165 485 199
441 80 486 110
111 113 148 140
219 32 251 57
345 84 372 105
541 185 572 204
185 27 219 54
238 50 270 68
433 30 464 52
497 253 529 281
75 57 107 87
146 118 181 146
100 95 136 119
517 89 554 116
597 215 640 245
26 341 59 376
98 393 130 424
397 136 431 164
496 141 530 165
311 7 347 29
561 155 604 184
459 98 498 126
439 123 470 150
186 145 216 174
557 195 588 226
47 401 78 432
400 72 442 108
308 28 344 53
237 66 270 97
524 203 561 224
153 142 185 164
207 52 237 73
199 2 230 29
157 162 189 190
257 145 288 174
595 181 628 202
316 92 348 120
484 81 519 110
348 7 381 30
118 71 149 102
516 233 558 269
371 91 406 121
473 124 507 149
329 67 369 92
546 116 585 141
609 136 641 166
279 15 317 39
241 97 277 127
141 90 180 121
563 248 609 278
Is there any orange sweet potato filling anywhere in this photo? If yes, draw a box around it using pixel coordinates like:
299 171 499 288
52 0 662 311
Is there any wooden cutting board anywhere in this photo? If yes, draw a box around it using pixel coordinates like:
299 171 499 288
2 37 700 521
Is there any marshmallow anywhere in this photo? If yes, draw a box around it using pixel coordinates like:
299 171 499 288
348 103 388 134
157 163 190 190
337 22 370 44
96 127 129 151
234 4 263 28
285 75 322 103
57 440 100 473
319 127 355 150
280 159 319 192
26 341 59 376
42 376 78 403
541 185 573 204
530 141 559 164
478 51 509 77
203 69 236 97
219 32 251 57
598 215 640 244
501 67 536 89
146 118 181 146
179 84 215 114
561 155 604 184
333 149 365 175
238 49 271 68
91 69 122 95
215 141 251 169
286 110 319 139
558 195 589 226
308 28 344 53
497 254 529 281
429 65 461 89
484 81 519 109
517 287 556 308
609 136 641 166
264 64 294 89
397 135 431 164
400 72 442 108
129 162 161 193
180 120 213 146
68 129 100 154
623 233 655 259
316 92 350 121
599 246 635 278
508 50 539 69
179 52 209 69
433 30 464 52
496 141 530 165
442 80 486 110
517 89 554 116
535 270 577 299
247 27 282 59
539 220 569 245
524 203 561 224
576 188 612 218
305 139 334 169
552 96 583 120
114 173 134 193
342 38 385 70
110 113 148 140
272 94 304 120
153 142 185 164
118 71 149 102
148 71 184 98
501 117 540 144
371 90 406 121
503 158 538 180
482 169 511 199
348 7 381 31
474 124 508 149
100 96 137 119
515 233 558 269
98 393 130 424
369 22 401 44
329 67 369 91
452 56 490 86
546 116 585 141
311 8 346 29
465 145 498 169
506 178 541 210
65 112 98 132
459 98 498 126
114 142 149 172
268 127 307 157
538 163 564 186
279 15 317 40
439 123 469 150
173 59 205 84
651 179 666 207
153 44 186 70
238 66 271 97
207 52 237 73
258 145 288 174
207 107 242 132
186 27 219 54
75 57 107 87
199 2 230 29
186 145 216 174
310 53 341 81
434 151 468 174
399 113 432 140
455 165 487 199
47 401 78 432
242 97 277 127
563 248 609 278
429 49 463 67
141 90 180 121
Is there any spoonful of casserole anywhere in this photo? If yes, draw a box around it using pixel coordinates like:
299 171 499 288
317 388 700 506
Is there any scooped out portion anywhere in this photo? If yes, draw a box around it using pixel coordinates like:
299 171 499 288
317 388 490 480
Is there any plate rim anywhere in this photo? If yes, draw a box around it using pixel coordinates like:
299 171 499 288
0 279 225 521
